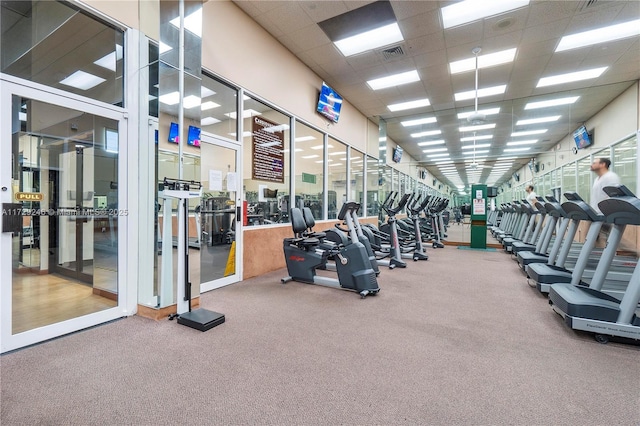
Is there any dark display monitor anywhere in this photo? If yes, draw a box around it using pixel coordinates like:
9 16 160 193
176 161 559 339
573 125 592 149
168 122 179 144
187 125 201 147
316 82 343 123
392 146 403 163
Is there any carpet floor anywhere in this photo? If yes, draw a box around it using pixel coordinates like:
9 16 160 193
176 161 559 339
1 246 639 425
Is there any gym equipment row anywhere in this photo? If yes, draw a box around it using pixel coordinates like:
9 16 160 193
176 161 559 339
491 185 640 344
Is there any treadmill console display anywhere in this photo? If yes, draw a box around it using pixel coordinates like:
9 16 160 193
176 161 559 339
563 192 582 201
603 185 635 198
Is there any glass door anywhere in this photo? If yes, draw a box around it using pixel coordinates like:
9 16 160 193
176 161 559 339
199 133 242 292
1 81 127 353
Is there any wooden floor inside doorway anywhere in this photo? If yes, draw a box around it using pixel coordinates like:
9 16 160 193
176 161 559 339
11 273 117 334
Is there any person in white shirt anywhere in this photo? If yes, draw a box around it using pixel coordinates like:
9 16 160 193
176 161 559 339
590 157 621 214
525 185 537 205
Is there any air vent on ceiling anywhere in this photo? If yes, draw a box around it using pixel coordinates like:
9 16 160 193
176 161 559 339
380 45 405 61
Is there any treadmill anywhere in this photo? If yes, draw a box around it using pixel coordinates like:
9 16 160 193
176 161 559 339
511 197 553 256
548 185 640 343
503 201 538 253
516 195 568 269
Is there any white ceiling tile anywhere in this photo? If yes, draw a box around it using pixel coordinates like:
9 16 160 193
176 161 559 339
483 6 529 38
346 52 385 70
344 1 377 11
444 21 484 48
521 18 571 43
304 43 344 66
232 1 263 18
287 25 331 51
586 38 638 59
391 0 439 21
413 49 448 69
525 1 579 28
250 0 288 14
300 1 349 23
277 36 304 55
398 10 442 39
517 39 559 59
566 2 627 34
263 3 316 33
317 58 355 78
405 32 446 55
251 15 285 38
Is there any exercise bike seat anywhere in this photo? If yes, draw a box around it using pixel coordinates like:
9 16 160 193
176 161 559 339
302 207 326 239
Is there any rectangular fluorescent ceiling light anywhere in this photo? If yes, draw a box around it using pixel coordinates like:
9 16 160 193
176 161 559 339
504 147 531 152
461 143 491 149
201 117 220 126
335 23 404 57
459 123 496 132
411 130 442 138
225 109 261 119
422 148 448 153
159 41 172 54
511 129 547 137
93 44 123 72
525 96 579 110
457 108 500 119
450 48 517 74
367 70 420 90
228 132 253 138
454 85 506 101
301 155 319 159
159 91 180 105
388 98 430 112
460 135 492 142
59 70 106 90
329 151 345 156
435 160 454 165
428 153 450 158
506 140 537 146
497 156 517 161
537 67 608 88
295 136 316 142
201 101 221 111
463 150 489 155
516 116 560 125
441 0 529 28
401 116 437 127
417 140 445 146
183 95 201 109
201 87 216 98
556 19 640 52
170 8 203 37
329 163 343 167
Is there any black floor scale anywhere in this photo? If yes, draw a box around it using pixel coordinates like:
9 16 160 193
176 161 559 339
163 178 225 331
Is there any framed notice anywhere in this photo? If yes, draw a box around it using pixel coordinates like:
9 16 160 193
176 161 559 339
252 116 285 183
473 198 485 215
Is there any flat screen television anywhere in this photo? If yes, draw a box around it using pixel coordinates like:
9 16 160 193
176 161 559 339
168 122 179 144
392 146 403 163
187 125 201 147
316 82 342 123
573 125 592 149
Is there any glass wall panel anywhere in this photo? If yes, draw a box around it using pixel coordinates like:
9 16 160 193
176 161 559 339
200 73 238 140
366 156 380 217
380 165 392 214
1 1 124 106
294 121 324 220
562 162 577 197
242 97 290 225
392 169 399 194
350 148 364 215
612 135 637 194
327 138 347 219
576 156 593 204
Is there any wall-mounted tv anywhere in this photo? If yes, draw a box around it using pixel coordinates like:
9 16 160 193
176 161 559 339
187 125 201 147
392 146 403 163
316 82 343 123
572 125 593 149
168 122 179 144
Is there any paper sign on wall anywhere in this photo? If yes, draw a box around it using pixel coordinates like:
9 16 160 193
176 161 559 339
209 169 222 191
226 172 237 192
473 198 486 215
476 190 483 199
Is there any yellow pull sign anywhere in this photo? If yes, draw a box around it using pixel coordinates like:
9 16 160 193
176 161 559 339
15 192 44 201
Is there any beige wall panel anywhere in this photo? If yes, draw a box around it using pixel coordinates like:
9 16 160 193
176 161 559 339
78 0 140 30
201 1 371 152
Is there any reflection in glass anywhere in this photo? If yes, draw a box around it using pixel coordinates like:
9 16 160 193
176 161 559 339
200 143 237 283
1 1 124 106
327 139 347 219
350 148 364 214
11 96 119 334
242 97 291 225
576 156 593 204
612 136 637 194
200 73 238 140
295 121 324 220
366 156 380 217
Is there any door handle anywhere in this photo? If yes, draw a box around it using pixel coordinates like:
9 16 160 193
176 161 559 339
236 206 241 222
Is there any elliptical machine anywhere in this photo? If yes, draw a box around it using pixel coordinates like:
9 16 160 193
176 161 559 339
281 203 380 298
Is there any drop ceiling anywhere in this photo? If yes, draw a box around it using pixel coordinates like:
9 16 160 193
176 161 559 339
232 0 640 189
